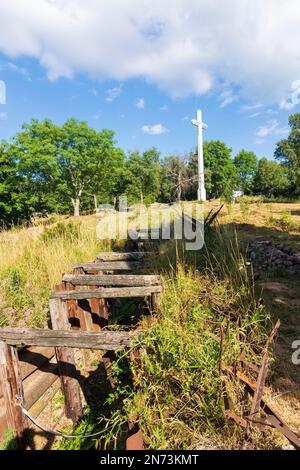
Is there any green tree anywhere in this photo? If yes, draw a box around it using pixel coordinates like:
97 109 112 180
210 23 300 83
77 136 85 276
124 148 161 204
253 157 289 197
10 118 121 216
188 141 237 199
233 149 257 193
275 113 300 193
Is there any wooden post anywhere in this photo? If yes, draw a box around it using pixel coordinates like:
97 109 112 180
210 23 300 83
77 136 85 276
0 341 27 449
49 298 83 422
151 292 161 313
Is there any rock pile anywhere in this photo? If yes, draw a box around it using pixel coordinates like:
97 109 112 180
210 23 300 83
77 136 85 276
248 240 300 274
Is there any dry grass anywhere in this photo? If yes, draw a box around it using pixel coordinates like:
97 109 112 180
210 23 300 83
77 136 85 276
0 215 111 327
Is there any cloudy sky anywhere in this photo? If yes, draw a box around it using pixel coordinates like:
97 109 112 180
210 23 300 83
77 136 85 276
0 0 299 158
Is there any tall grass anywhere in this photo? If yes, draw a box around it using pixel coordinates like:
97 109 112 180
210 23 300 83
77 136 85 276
58 225 273 450
0 217 110 327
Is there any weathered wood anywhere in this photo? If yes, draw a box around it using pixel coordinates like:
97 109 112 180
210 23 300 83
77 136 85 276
151 292 161 313
62 274 162 287
51 285 162 301
49 298 83 423
96 252 149 261
0 328 139 350
0 357 58 437
0 341 27 449
19 346 55 381
73 261 144 272
27 378 60 420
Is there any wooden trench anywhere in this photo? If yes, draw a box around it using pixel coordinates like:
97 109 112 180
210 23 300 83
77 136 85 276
0 242 163 450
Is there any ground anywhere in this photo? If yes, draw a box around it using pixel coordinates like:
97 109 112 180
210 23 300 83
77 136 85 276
1 199 300 449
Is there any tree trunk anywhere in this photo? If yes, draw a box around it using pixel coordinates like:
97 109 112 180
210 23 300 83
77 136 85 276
93 194 98 211
140 192 144 205
71 198 80 217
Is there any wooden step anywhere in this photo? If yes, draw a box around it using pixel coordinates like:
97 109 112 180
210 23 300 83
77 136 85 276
96 252 149 261
62 274 162 287
0 328 140 351
73 261 144 272
51 285 162 300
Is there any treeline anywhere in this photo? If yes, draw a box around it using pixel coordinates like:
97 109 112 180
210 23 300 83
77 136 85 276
0 114 300 225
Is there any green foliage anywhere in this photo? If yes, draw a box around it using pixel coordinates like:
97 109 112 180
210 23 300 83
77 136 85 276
234 149 257 193
268 211 298 232
1 118 125 220
253 157 289 197
41 221 81 242
0 428 18 450
188 141 237 199
275 112 300 192
124 148 161 204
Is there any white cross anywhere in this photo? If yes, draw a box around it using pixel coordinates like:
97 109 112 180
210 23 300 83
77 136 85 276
191 110 208 201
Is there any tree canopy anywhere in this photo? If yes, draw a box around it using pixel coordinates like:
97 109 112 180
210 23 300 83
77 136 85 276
234 149 257 193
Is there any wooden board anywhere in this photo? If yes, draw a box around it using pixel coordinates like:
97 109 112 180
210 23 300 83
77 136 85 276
0 328 140 350
72 261 144 272
51 286 162 300
62 274 162 287
96 252 149 261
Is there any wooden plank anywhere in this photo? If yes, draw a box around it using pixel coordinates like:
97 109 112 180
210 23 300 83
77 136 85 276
0 341 27 449
72 261 143 272
49 298 83 423
62 274 162 287
51 286 162 301
0 328 139 350
0 358 58 437
28 378 60 420
96 252 149 261
19 346 55 381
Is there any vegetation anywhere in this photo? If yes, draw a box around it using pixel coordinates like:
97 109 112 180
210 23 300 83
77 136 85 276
1 112 300 227
0 217 110 328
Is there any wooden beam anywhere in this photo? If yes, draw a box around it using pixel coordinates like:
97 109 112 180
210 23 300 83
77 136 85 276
72 261 144 272
96 252 149 261
49 298 83 423
62 274 162 287
0 341 27 449
51 286 162 301
0 328 140 350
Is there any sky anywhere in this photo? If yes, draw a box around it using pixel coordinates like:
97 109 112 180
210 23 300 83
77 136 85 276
0 0 300 160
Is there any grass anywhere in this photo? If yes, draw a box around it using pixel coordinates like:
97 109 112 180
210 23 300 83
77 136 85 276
57 223 274 450
1 200 299 449
0 216 111 328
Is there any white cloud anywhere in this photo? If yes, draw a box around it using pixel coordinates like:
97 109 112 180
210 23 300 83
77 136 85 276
0 1 300 102
255 119 289 143
105 86 122 102
241 103 263 112
249 112 262 118
280 80 300 110
135 98 145 109
0 112 7 120
219 88 238 108
142 123 168 135
6 62 31 81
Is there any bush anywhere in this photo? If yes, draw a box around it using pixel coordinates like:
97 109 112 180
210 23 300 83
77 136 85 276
41 221 81 242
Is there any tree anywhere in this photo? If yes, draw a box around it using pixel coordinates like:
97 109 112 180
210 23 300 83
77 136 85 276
188 141 237 199
124 148 161 204
161 155 196 202
9 118 121 216
253 157 289 197
233 149 257 193
275 113 300 193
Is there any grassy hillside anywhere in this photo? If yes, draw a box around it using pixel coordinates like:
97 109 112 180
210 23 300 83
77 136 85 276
1 199 300 450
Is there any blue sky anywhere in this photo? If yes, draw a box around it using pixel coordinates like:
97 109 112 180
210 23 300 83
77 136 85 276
0 1 299 160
